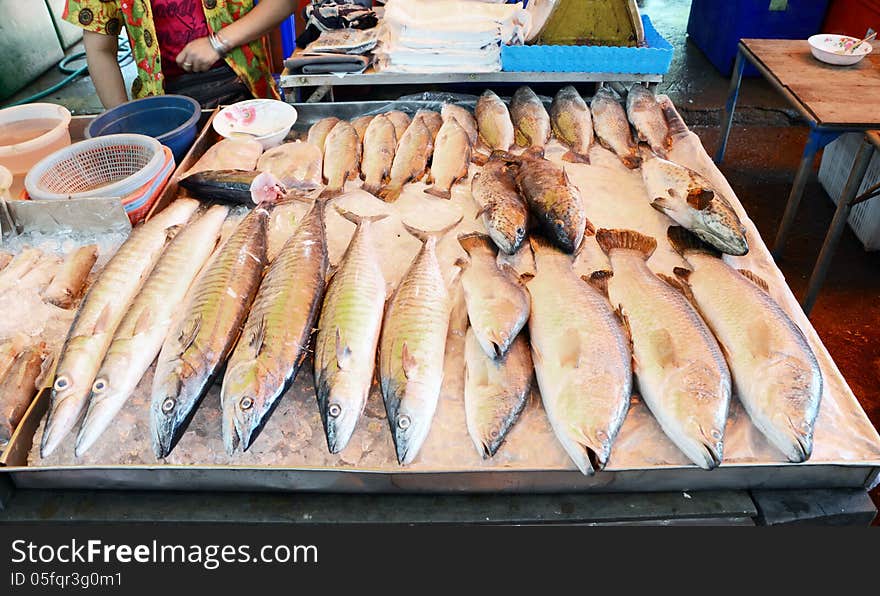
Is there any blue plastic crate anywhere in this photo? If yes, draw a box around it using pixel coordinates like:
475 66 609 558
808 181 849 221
687 0 831 76
501 15 673 74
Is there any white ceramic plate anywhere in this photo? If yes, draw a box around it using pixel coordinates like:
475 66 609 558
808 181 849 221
808 34 872 66
213 99 298 150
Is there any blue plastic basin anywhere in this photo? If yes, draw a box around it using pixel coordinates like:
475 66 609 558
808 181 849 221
85 95 201 163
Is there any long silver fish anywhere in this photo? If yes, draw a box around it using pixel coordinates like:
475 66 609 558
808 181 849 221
641 148 748 255
380 218 461 465
75 205 229 456
667 226 822 462
511 86 551 149
470 152 529 255
314 207 388 454
151 203 269 458
40 198 201 457
425 117 471 200
527 235 632 474
596 228 731 470
464 328 532 458
591 87 640 169
457 233 529 359
626 83 671 158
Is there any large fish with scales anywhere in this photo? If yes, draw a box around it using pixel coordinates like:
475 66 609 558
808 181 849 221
591 87 640 169
380 117 433 202
470 152 528 255
550 86 593 164
425 117 471 200
510 86 551 149
626 83 671 158
476 90 514 153
360 113 398 195
322 121 362 197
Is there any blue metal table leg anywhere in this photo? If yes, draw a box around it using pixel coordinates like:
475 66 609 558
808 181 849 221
715 49 745 164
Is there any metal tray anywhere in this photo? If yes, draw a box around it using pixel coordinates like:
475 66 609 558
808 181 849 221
4 100 880 494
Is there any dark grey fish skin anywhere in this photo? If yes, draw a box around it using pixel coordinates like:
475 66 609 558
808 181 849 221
179 170 260 205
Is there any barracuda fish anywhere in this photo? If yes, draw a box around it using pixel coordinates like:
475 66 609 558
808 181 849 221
515 150 592 254
457 233 529 359
626 83 672 158
222 198 330 454
40 199 201 457
360 113 398 196
464 328 532 458
470 152 528 255
74 205 229 457
591 87 640 169
641 148 748 256
476 90 514 152
667 226 822 462
384 110 411 141
150 204 269 459
307 117 341 150
595 228 731 470
314 207 388 454
441 103 478 146
322 121 362 197
527 235 632 474
380 117 433 203
380 218 461 465
425 118 471 200
510 86 551 149
550 86 593 164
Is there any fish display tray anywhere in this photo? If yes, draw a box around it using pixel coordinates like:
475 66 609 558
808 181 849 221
2 100 880 495
501 15 674 74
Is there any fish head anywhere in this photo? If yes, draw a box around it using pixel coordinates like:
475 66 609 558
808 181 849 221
41 345 99 457
150 365 199 459
221 362 271 454
74 362 139 457
386 380 436 466
666 379 727 470
318 373 366 455
759 364 821 463
689 200 749 256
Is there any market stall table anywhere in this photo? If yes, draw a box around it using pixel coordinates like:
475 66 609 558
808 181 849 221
715 38 880 313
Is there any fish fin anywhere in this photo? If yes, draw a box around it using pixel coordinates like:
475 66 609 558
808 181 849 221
558 334 582 369
531 343 544 367
615 305 634 355
687 188 714 211
562 150 590 164
333 205 389 227
92 303 113 334
658 273 696 306
425 170 434 185
474 203 492 221
514 129 530 148
667 225 720 257
458 232 495 255
673 266 692 282
133 307 153 335
621 153 642 169
164 224 184 242
651 196 674 214
595 228 657 259
500 263 525 287
178 315 202 353
746 320 773 359
319 187 343 199
361 182 380 195
402 217 463 244
647 328 677 369
401 342 418 380
518 271 535 285
738 269 770 293
471 150 489 166
583 270 612 299
454 256 470 272
377 184 403 203
325 264 338 284
424 186 452 200
250 316 266 356
335 328 352 370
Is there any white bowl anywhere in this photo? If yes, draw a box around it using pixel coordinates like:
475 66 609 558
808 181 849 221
213 99 298 150
808 34 872 66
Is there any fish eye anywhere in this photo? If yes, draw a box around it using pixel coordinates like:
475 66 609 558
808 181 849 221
161 398 176 413
397 415 411 430
710 428 722 440
328 403 342 418
54 376 70 391
92 379 108 394
516 227 525 236
240 396 254 411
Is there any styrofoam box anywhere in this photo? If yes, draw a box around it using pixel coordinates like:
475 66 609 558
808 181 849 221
818 132 880 251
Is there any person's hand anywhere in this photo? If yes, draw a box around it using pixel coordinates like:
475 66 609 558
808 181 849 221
176 37 220 73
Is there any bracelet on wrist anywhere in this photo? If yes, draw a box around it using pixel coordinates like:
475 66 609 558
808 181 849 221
209 31 231 57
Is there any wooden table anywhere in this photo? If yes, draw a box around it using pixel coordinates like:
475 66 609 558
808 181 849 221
715 39 880 314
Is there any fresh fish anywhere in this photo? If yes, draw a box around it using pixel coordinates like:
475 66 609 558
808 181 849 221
464 328 532 458
75 205 228 457
222 198 330 454
314 207 388 454
256 141 323 190
591 88 640 169
186 138 263 175
179 170 261 205
0 252 12 271
470 152 529 255
476 90 515 152
380 117 433 202
510 86 551 149
42 245 98 309
307 117 341 150
151 203 269 458
595 228 732 470
360 113 398 196
322 121 362 197
40 199 201 457
0 248 43 292
515 150 592 254
527 235 632 474
626 83 671 158
667 226 822 462
425 118 471 200
0 345 44 445
641 149 748 255
351 115 375 146
16 252 61 294
384 110 411 141
441 103 478 146
380 218 461 465
413 109 443 142
457 233 529 359
550 86 593 164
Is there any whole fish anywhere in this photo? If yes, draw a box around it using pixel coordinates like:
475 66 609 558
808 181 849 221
596 228 731 470
380 218 461 465
221 198 330 454
40 199 200 457
464 328 532 458
510 86 551 149
256 141 323 190
667 226 822 462
641 149 748 255
413 109 443 142
515 150 592 254
307 117 341 150
314 207 388 454
179 170 261 205
441 103 478 146
527 235 632 474
384 110 411 141
470 152 529 255
380 117 433 202
360 113 398 196
351 115 375 146
186 138 263 175
151 204 269 458
0 248 43 293
0 345 44 444
457 233 529 359
42 245 98 309
591 88 640 169
425 118 471 200
626 83 671 158
550 86 593 164
322 120 361 197
74 205 228 457
476 90 515 152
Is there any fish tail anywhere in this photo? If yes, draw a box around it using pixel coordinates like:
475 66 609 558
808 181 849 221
737 269 770 293
424 186 451 200
457 232 495 255
333 205 389 227
666 226 720 257
562 150 590 164
471 151 490 166
402 216 463 244
318 186 344 200
595 228 657 259
622 152 643 169
361 182 380 196
378 184 402 203
662 102 689 139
